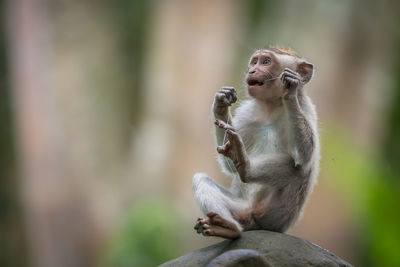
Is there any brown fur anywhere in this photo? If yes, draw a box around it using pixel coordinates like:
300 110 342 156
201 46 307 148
266 45 300 58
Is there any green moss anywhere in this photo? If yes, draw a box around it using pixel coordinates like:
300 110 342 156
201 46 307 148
105 198 181 267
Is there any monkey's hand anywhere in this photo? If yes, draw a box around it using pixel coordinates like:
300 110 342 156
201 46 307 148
213 87 237 116
215 119 250 182
281 68 302 99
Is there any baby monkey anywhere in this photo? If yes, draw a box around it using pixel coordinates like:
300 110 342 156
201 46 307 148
193 47 319 239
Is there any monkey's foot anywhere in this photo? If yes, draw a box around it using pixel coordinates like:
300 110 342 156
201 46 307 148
194 212 241 239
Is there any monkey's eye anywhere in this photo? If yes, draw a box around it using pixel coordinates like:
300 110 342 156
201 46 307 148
251 59 257 65
263 58 271 65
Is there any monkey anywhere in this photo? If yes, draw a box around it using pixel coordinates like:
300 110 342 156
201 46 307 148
192 46 319 239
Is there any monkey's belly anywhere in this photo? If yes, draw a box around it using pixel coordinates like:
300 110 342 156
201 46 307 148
246 184 300 232
242 183 270 201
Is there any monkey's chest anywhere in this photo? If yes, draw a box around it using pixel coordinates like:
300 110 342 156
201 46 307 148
246 124 285 155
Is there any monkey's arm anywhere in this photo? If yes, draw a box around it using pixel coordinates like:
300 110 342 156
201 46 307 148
213 106 233 147
284 95 315 167
212 87 237 147
212 87 239 174
214 113 236 174
281 69 316 168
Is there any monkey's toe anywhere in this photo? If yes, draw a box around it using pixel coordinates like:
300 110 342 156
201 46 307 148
207 212 240 232
202 223 241 239
194 218 210 234
206 212 218 218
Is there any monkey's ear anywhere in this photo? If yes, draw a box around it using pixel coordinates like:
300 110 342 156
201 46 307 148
297 61 314 84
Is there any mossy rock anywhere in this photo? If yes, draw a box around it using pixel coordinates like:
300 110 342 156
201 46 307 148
161 230 353 267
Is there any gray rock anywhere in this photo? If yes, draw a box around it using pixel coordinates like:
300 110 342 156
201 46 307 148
160 230 353 267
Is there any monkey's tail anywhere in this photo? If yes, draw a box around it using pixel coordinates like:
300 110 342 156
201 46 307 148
205 249 270 267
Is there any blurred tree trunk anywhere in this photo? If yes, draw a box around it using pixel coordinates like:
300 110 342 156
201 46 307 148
0 0 27 266
328 0 398 145
7 0 136 266
383 2 400 175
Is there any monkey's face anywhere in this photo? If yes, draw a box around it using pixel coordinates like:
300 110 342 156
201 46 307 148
245 49 313 101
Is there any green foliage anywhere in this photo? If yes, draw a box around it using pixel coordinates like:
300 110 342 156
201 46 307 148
105 198 181 267
383 32 400 175
322 128 400 267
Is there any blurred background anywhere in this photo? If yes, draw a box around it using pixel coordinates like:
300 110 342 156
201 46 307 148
1 0 400 266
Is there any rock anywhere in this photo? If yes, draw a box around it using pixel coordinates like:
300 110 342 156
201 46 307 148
160 230 353 267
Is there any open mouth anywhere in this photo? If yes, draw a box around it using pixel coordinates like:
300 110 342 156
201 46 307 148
247 78 264 86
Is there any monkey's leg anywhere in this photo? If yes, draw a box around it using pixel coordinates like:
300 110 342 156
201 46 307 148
192 173 248 239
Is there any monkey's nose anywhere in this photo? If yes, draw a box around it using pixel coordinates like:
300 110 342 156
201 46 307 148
249 69 256 74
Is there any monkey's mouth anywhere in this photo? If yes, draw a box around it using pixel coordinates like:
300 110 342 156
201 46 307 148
247 78 264 86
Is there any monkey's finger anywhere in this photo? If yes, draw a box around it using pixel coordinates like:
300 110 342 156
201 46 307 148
217 140 231 151
282 73 301 82
220 86 237 95
216 146 225 155
219 90 235 104
226 129 242 144
281 70 301 82
226 130 247 155
281 72 295 82
283 67 295 73
214 119 235 130
220 89 238 104
214 119 226 128
282 77 300 89
223 140 232 150
228 89 238 103
220 86 236 93
226 92 237 104
283 70 300 78
221 88 237 101
215 92 231 106
280 72 288 82
217 144 231 156
281 73 300 88
226 129 237 139
283 77 299 90
220 88 236 95
281 68 297 77
215 92 227 102
283 68 299 76
219 88 234 94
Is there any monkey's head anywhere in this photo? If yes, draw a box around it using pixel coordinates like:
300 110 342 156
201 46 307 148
245 47 313 101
